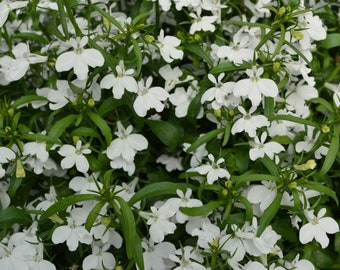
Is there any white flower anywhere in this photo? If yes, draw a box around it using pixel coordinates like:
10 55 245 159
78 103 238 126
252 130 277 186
55 36 104 80
216 31 254 65
231 106 269 137
325 82 340 107
189 154 230 184
0 1 28 27
0 182 10 209
109 156 136 176
69 173 102 194
141 238 176 270
157 29 183 63
249 132 285 161
183 140 208 167
58 140 91 173
47 80 77 110
169 246 206 270
285 82 318 115
156 154 183 172
22 132 49 163
27 243 56 270
133 76 169 117
165 189 203 223
82 242 116 270
0 147 16 178
191 222 229 251
247 181 277 213
106 121 148 162
51 209 93 251
139 203 177 243
189 8 217 34
233 66 278 107
100 60 138 99
159 64 183 91
299 208 339 248
0 43 47 82
284 254 315 270
35 186 58 211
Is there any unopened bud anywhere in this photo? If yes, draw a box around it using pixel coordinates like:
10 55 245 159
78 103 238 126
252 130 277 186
115 266 124 270
214 109 221 118
273 62 281 72
294 159 317 171
144 35 154 43
321 125 330 133
103 17 110 32
288 181 297 189
16 159 26 178
87 98 95 107
7 108 14 117
278 6 286 17
222 189 228 197
101 217 111 227
73 136 80 145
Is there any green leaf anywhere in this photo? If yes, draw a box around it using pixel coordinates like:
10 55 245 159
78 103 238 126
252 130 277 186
260 156 280 176
222 121 232 146
319 126 339 176
318 33 340 49
184 43 213 67
210 62 252 74
21 133 62 145
257 192 283 236
132 38 143 77
40 194 101 220
238 196 253 222
186 128 224 153
88 111 113 145
145 120 183 149
56 0 69 39
180 200 225 217
115 197 144 270
85 200 106 232
128 182 190 206
231 173 280 189
299 181 338 205
8 177 23 198
264 97 275 120
271 114 317 127
0 206 31 227
13 32 48 44
91 4 125 33
70 127 100 138
48 114 78 138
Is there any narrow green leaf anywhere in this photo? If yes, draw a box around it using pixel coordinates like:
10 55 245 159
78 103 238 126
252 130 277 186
225 20 271 29
132 38 143 77
260 156 280 176
85 200 106 232
257 192 283 236
318 33 340 49
310 97 335 114
184 43 213 67
21 133 62 145
14 32 47 44
264 97 275 120
8 177 23 198
88 111 113 145
48 114 77 138
319 126 339 176
186 128 224 153
91 4 125 33
70 127 100 138
56 0 69 39
238 196 253 222
128 182 190 206
115 197 144 270
180 201 225 216
145 120 183 149
222 121 232 146
232 173 280 189
0 206 31 227
40 194 101 220
210 62 252 74
299 181 338 205
271 24 286 60
271 114 317 127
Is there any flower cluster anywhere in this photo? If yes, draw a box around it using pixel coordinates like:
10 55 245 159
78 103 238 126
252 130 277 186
0 0 339 270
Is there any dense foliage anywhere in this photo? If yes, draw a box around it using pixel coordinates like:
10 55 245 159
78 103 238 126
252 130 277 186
0 0 340 269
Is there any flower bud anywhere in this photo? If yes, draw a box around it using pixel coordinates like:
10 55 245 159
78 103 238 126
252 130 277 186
16 159 26 178
288 181 297 189
144 35 154 43
321 125 330 133
7 108 14 117
101 217 111 227
294 159 316 171
273 62 280 72
87 98 95 108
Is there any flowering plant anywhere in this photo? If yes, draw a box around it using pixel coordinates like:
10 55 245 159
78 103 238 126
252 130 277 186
0 0 340 269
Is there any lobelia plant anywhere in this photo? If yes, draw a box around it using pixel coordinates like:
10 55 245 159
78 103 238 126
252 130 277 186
0 0 340 269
